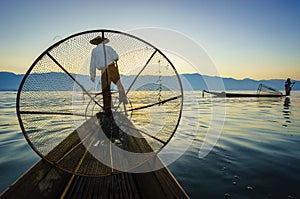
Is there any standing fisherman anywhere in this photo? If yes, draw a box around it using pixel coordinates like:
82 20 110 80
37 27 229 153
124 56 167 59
89 36 128 115
285 78 295 96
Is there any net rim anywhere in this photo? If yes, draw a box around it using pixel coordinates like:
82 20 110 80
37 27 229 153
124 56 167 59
16 29 184 176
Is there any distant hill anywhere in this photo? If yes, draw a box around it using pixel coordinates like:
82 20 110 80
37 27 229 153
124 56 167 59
0 72 23 91
0 71 299 91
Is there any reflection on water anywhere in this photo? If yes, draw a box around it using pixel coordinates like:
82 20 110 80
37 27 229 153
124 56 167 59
283 97 291 127
1 91 300 198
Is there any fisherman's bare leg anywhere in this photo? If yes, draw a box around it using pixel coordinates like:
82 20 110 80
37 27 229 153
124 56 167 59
101 68 112 113
108 64 128 104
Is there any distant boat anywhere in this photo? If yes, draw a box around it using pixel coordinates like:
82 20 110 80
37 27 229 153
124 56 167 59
202 90 285 98
203 83 286 98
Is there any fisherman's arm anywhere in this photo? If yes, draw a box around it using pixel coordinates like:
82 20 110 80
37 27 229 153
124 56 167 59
109 46 119 62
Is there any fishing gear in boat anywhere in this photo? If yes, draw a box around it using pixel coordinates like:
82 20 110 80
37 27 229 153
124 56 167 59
257 83 282 95
16 30 183 176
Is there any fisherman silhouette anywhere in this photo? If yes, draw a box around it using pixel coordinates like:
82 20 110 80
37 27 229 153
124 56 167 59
285 78 295 96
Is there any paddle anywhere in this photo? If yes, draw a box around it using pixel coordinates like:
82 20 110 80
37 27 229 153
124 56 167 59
291 82 296 89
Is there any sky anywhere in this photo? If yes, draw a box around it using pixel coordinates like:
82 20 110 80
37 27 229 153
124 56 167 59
0 0 299 80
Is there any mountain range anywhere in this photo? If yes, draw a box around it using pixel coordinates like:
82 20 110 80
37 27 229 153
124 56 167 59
0 71 299 91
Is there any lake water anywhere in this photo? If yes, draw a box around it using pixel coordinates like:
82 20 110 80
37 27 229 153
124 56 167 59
0 91 299 198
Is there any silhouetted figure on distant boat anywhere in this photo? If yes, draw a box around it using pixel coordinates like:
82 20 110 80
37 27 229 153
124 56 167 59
285 78 295 96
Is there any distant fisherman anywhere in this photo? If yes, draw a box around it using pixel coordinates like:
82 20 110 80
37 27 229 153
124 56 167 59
285 78 295 96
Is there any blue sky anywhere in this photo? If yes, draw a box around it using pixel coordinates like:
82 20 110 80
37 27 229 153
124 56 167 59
0 0 299 80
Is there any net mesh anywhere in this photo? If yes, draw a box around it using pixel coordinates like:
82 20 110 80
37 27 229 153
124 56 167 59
17 30 183 175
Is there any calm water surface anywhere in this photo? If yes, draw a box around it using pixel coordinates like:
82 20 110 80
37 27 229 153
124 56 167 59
0 91 299 198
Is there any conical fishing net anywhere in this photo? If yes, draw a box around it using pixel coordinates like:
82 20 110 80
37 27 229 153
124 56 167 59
17 30 183 175
257 83 282 95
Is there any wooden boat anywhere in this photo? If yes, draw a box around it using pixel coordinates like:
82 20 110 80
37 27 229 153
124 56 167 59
203 90 285 98
0 114 189 199
202 83 288 98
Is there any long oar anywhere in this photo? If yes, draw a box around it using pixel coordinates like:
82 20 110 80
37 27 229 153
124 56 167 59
291 82 296 89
